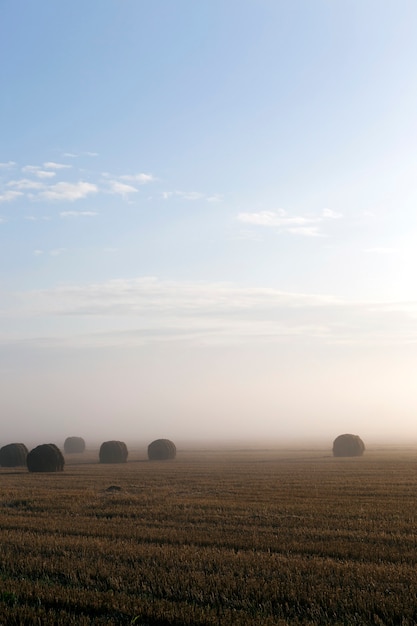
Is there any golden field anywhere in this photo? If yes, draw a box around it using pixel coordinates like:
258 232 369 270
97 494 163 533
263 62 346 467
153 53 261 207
1 445 417 625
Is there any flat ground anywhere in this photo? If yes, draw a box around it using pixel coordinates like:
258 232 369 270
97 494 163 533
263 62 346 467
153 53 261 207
1 445 417 625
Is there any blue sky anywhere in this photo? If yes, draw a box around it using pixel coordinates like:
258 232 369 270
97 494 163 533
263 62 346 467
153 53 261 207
1 1 417 446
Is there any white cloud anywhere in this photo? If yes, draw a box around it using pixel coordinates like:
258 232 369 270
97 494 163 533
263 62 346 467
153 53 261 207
33 249 44 256
60 210 98 218
162 190 204 201
7 178 45 190
0 190 23 203
0 161 16 169
21 165 55 179
119 173 155 184
107 181 138 196
39 181 98 201
238 210 316 227
238 209 342 236
61 151 98 158
43 162 72 170
287 226 323 237
237 210 276 226
36 170 56 179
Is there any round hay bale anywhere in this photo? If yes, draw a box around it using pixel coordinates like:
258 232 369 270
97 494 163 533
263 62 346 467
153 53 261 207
99 440 128 464
148 439 176 461
27 444 65 472
64 436 85 454
333 433 365 457
0 443 28 467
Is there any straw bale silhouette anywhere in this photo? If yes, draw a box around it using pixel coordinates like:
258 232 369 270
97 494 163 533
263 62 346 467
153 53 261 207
99 440 128 464
333 433 365 457
64 436 85 453
148 438 176 460
0 443 28 467
27 443 65 472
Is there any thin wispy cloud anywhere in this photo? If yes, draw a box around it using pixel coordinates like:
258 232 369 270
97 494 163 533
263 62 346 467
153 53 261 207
6 277 417 348
7 178 46 190
43 162 72 170
287 226 323 237
100 171 156 199
32 248 66 257
237 209 342 236
119 173 155 184
107 181 138 196
0 161 16 169
238 209 313 226
37 170 56 179
61 151 98 158
39 181 98 201
162 190 205 201
60 210 98 217
22 165 56 179
207 194 224 203
0 190 23 203
30 248 66 257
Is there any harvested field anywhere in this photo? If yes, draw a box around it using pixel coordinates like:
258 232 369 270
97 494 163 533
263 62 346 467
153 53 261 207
1 445 417 625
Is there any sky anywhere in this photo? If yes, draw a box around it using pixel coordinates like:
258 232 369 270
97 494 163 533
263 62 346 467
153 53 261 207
1 1 417 447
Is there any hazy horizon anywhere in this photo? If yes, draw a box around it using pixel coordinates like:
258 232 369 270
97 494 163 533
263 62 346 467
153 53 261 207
1 2 417 448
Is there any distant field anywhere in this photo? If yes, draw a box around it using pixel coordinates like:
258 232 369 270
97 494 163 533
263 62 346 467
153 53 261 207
1 446 417 625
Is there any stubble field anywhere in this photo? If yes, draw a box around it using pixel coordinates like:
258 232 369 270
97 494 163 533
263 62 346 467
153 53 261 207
1 445 417 625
